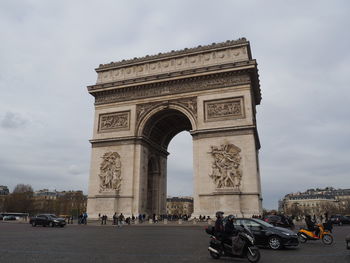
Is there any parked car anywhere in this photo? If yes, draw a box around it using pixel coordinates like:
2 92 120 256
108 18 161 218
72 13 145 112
330 215 350 226
3 215 16 221
229 218 299 250
30 214 66 227
263 215 294 229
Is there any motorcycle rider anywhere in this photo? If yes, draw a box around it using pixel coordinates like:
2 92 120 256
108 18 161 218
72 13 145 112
224 215 240 254
305 214 319 237
214 211 225 238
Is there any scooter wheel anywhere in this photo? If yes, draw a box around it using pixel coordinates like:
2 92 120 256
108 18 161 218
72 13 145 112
209 251 221 259
247 246 260 263
298 233 307 243
322 234 333 245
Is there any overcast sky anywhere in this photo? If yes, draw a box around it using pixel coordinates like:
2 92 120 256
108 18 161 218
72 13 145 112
0 0 349 209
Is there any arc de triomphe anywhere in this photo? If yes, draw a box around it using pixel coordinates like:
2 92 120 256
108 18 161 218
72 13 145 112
86 38 262 218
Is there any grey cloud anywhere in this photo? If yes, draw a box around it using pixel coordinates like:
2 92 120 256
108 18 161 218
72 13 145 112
1 112 27 129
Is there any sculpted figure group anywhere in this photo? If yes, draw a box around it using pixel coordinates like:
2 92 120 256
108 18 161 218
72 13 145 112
209 143 242 190
99 152 122 193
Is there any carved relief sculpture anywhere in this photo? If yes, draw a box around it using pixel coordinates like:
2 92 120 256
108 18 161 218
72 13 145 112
205 97 244 121
136 97 197 122
209 144 242 190
98 111 130 132
99 152 122 193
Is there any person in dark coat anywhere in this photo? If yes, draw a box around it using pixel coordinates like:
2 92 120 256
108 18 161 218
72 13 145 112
214 211 224 238
305 215 319 236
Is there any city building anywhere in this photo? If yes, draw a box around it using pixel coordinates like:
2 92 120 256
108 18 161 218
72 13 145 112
0 185 9 212
280 187 350 216
0 185 9 195
166 196 193 216
33 189 87 216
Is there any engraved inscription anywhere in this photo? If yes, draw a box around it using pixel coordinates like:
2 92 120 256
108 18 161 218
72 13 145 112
205 97 244 121
98 111 130 132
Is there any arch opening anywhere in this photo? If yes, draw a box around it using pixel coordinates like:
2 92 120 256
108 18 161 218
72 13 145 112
142 109 193 150
142 109 194 217
167 131 193 218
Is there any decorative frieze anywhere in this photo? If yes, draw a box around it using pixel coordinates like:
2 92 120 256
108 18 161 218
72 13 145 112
98 111 130 132
99 152 122 193
209 143 242 190
204 97 244 122
94 73 250 105
96 42 249 84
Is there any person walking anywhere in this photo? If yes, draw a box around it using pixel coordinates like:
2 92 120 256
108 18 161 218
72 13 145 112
83 212 88 225
113 212 117 225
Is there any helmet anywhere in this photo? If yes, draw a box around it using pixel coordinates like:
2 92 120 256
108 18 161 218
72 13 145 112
227 214 235 221
215 211 224 218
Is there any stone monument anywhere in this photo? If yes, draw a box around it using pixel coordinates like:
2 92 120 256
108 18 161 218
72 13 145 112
86 38 262 218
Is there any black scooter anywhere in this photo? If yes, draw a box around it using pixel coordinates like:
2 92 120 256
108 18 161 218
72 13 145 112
205 225 260 263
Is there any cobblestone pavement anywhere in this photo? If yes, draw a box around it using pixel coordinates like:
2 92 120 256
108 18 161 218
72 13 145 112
0 222 349 263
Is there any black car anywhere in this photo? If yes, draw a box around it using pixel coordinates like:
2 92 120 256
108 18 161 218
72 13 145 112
263 215 294 229
233 218 299 250
330 215 350 225
30 214 66 227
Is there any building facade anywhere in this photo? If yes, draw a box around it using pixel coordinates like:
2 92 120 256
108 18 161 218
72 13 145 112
0 185 9 196
280 187 350 216
166 196 193 216
33 189 87 216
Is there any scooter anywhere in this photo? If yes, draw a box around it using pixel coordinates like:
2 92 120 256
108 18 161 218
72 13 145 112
206 225 260 263
297 222 333 245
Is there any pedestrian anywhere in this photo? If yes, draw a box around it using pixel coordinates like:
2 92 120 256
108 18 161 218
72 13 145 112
119 213 124 224
83 212 88 225
113 212 117 225
78 213 83 224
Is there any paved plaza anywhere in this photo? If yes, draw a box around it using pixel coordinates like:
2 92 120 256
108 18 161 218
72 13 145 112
0 222 349 263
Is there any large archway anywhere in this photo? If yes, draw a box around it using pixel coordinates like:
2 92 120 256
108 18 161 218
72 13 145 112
140 108 193 216
86 38 263 218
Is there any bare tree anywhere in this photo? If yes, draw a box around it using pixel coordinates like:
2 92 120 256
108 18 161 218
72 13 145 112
4 184 34 213
13 184 33 194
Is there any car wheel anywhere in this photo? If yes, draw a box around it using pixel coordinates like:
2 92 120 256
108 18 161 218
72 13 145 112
60 225 64 228
268 236 282 250
49 222 54 227
31 222 36 227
